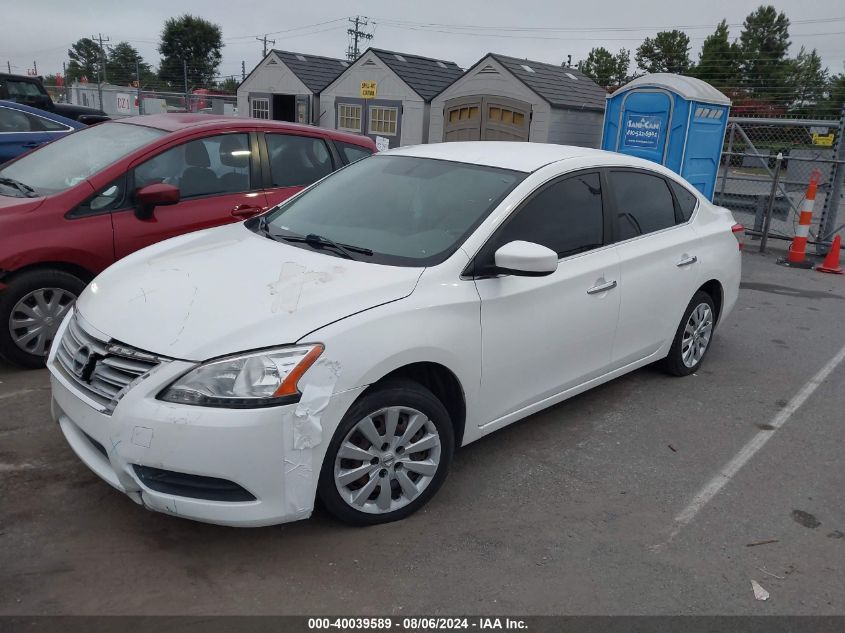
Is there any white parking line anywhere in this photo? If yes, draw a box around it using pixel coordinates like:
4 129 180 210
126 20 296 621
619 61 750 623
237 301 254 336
655 340 845 549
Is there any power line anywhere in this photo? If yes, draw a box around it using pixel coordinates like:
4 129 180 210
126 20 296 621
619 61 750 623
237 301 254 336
373 15 845 33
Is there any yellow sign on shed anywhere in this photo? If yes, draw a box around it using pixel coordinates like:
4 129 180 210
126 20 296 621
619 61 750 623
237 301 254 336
813 133 835 147
360 81 377 99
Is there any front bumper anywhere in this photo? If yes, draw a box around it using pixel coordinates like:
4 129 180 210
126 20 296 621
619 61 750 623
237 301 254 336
49 349 363 528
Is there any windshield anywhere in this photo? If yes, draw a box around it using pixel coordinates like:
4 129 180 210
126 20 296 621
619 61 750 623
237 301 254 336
0 121 166 197
260 155 525 266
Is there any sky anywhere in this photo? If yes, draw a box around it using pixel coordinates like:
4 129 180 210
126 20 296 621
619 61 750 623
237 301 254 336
3 0 844 81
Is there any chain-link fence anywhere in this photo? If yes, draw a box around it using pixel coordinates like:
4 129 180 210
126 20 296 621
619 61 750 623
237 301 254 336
715 116 845 251
45 84 238 118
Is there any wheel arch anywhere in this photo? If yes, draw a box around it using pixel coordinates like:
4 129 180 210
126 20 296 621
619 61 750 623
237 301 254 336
0 261 95 286
362 361 467 447
697 278 724 322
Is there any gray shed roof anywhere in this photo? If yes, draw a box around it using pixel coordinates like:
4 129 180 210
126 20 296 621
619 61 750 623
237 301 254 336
270 50 350 93
487 54 607 111
369 49 463 102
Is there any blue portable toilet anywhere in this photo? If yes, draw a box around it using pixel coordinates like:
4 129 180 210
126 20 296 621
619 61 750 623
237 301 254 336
602 73 731 200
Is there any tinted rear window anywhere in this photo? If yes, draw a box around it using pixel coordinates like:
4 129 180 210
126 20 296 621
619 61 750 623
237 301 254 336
609 171 676 240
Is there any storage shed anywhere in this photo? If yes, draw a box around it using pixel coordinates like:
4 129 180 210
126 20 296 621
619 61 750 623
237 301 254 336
319 48 463 149
429 54 607 146
237 50 350 124
601 73 731 199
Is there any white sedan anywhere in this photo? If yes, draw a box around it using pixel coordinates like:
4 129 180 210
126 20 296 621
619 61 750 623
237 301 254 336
48 142 742 526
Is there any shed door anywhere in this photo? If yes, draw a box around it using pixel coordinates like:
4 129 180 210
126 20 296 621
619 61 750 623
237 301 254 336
481 97 530 141
614 90 673 165
295 95 310 124
443 97 482 141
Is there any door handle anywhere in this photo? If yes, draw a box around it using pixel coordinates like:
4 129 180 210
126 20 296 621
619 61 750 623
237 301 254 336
676 255 698 267
587 280 617 295
22 142 42 148
231 204 262 218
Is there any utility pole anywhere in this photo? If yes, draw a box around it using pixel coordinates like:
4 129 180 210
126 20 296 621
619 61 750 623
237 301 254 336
62 61 69 102
91 33 110 83
241 60 246 81
33 60 38 75
256 34 275 58
136 60 143 115
346 16 374 61
6 61 10 73
183 60 189 109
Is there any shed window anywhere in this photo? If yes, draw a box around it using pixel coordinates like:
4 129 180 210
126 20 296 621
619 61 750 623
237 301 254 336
488 107 524 126
338 103 362 132
448 106 479 123
368 106 398 136
250 97 269 119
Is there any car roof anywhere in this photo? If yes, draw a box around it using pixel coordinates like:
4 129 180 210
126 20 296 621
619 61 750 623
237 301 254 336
384 141 659 173
117 114 374 147
0 99 83 128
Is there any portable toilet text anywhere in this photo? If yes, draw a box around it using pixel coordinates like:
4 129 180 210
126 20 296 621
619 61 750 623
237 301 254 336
602 73 731 200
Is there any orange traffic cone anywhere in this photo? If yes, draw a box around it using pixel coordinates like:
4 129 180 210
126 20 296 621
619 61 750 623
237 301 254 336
816 234 844 275
779 171 821 269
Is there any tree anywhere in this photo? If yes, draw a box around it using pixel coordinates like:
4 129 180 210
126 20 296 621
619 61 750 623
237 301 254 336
636 30 691 74
66 37 103 83
690 20 740 88
215 76 239 94
106 42 153 87
158 14 223 89
580 47 630 89
738 5 791 101
786 47 829 111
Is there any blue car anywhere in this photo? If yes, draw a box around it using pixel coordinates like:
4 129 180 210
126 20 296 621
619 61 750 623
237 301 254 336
0 100 83 164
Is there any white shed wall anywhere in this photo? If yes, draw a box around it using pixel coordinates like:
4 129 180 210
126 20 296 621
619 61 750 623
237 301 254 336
546 108 605 148
320 51 426 146
236 53 311 117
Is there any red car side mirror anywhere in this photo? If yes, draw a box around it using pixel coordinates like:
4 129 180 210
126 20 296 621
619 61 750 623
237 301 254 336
135 183 180 220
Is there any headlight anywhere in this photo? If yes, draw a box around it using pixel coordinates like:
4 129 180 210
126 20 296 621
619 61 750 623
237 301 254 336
159 344 323 408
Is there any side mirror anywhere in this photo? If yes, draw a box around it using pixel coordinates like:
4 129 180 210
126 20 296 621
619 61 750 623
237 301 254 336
134 183 180 220
493 240 558 277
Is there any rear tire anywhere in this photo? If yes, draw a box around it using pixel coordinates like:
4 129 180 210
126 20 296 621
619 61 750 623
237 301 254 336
318 380 454 526
0 269 85 369
660 291 716 377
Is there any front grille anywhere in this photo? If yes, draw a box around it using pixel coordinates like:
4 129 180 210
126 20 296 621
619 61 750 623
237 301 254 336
55 313 164 414
133 465 257 502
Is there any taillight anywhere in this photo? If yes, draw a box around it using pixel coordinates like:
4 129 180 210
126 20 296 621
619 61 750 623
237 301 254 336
731 223 745 251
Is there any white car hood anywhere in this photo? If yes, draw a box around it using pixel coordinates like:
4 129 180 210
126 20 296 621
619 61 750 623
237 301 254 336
76 223 424 360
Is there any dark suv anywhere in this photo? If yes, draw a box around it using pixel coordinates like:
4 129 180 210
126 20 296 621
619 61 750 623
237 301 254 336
0 73 108 124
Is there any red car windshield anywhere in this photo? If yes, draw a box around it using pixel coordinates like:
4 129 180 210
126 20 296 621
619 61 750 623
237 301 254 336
0 121 165 197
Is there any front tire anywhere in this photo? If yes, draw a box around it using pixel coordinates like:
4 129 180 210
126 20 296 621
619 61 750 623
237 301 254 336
660 290 716 377
0 269 85 369
318 380 454 525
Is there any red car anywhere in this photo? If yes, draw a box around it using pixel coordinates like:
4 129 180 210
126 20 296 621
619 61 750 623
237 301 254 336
0 114 375 367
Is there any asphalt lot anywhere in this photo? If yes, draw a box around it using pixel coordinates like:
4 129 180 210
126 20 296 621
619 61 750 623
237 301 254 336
1 242 844 615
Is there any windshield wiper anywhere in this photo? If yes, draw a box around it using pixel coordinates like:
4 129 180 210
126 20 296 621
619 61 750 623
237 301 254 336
0 177 38 198
280 233 373 260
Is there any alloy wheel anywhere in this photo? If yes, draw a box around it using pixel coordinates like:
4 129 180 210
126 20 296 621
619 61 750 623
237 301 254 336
681 302 713 368
334 406 442 514
9 288 76 356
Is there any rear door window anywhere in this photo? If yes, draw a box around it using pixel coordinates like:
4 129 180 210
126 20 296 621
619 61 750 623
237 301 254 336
609 171 677 240
265 134 334 187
